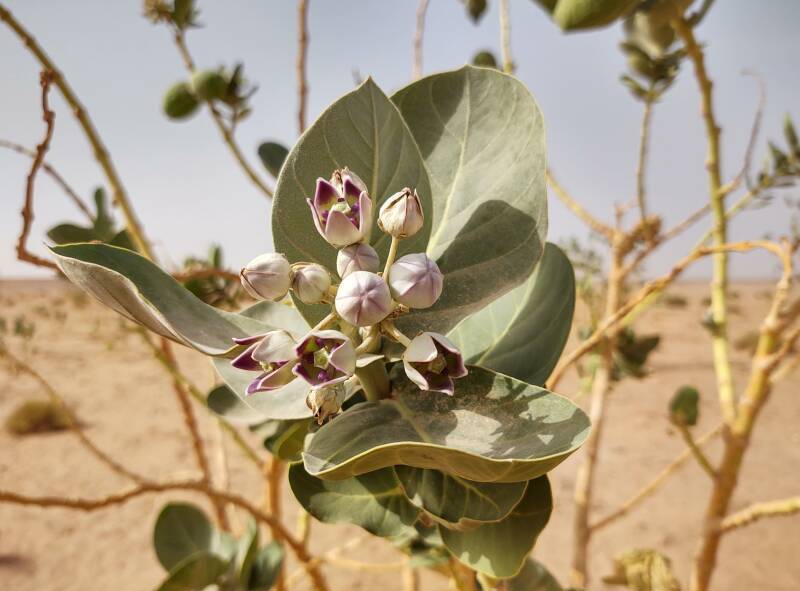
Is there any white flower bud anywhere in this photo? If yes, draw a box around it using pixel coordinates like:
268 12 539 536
291 263 331 304
334 271 393 327
388 253 443 309
378 188 424 239
336 243 380 278
306 383 346 424
240 253 291 301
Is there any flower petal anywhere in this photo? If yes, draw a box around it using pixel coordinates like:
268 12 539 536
325 210 361 247
314 178 340 210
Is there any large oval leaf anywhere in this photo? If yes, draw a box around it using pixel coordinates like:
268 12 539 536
157 551 230 591
303 367 589 483
508 558 564 591
394 466 527 530
207 384 271 425
440 476 552 578
153 503 230 571
448 243 575 387
272 78 432 325
391 66 548 334
288 463 419 539
51 243 270 356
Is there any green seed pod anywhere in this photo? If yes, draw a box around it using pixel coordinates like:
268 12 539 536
669 386 700 427
553 0 639 31
163 81 199 120
466 0 487 23
472 50 499 69
191 69 228 101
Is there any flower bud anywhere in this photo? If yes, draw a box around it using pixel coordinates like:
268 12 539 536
335 271 393 327
336 243 380 278
293 330 356 389
403 332 467 396
306 383 346 424
388 253 443 309
378 188 424 239
291 263 331 304
307 168 372 247
669 386 700 427
240 253 292 301
231 330 298 395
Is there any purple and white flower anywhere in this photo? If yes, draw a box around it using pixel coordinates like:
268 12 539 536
402 332 467 396
308 168 373 247
293 330 356 389
231 330 298 395
334 271 393 327
388 253 443 309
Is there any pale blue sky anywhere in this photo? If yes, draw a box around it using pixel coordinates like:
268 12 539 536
1 0 798 279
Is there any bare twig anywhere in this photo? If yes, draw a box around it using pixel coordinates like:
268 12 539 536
547 169 614 241
0 3 154 258
719 70 765 196
0 139 93 221
412 0 430 80
498 0 513 74
591 423 723 531
297 0 310 134
16 70 58 271
635 98 654 237
720 497 800 533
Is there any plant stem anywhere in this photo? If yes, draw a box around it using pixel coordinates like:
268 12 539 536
0 3 154 258
383 236 400 280
297 0 309 134
498 0 513 74
412 0 430 80
677 423 717 479
355 361 392 401
720 496 800 533
635 96 654 240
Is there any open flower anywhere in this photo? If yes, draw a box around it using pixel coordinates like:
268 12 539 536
240 252 292 301
306 383 347 424
388 253 443 309
293 330 356 389
291 263 331 304
378 188 424 239
336 243 380 278
231 331 298 395
402 332 467 396
308 168 373 247
335 271 393 327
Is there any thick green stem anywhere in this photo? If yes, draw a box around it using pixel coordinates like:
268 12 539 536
355 361 391 402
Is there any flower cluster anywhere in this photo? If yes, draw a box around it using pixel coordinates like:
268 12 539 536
234 167 467 423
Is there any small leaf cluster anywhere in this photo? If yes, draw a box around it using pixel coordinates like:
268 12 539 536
47 188 135 251
163 65 256 123
153 502 283 591
180 245 240 307
144 0 199 31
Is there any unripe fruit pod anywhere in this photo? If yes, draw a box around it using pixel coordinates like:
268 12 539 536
472 50 499 70
191 69 228 101
553 0 638 31
669 386 700 427
163 81 199 120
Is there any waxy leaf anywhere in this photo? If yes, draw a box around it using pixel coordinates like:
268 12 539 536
272 78 432 325
157 552 229 591
257 141 289 178
253 417 311 462
392 66 548 334
288 463 419 539
508 558 564 591
153 503 232 571
248 542 284 590
448 243 575 387
236 519 260 589
394 466 527 529
207 384 271 425
50 243 271 356
303 367 589 483
440 476 552 578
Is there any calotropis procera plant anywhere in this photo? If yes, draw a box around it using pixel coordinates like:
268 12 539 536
49 66 589 582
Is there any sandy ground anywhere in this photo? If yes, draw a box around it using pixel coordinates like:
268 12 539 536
0 279 798 591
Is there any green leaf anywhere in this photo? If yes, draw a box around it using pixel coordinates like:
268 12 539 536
154 503 218 571
440 476 552 578
207 384 270 425
303 367 590 483
91 188 114 238
394 466 527 529
272 77 432 325
448 243 575 387
50 243 271 356
258 418 311 462
257 141 290 178
236 519 260 589
248 542 284 590
288 463 420 539
392 66 548 334
508 558 565 591
46 224 99 245
157 551 229 591
553 0 638 31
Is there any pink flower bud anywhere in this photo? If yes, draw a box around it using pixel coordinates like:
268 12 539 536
334 271 393 327
378 188 424 239
291 263 331 304
293 330 356 389
231 330 298 395
307 168 373 247
240 253 292 301
336 243 380 278
306 383 346 424
402 332 467 396
388 253 443 309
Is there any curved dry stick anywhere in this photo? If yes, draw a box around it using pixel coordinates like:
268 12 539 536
16 70 58 272
498 0 513 74
0 3 154 258
547 169 615 242
720 496 800 533
412 0 430 80
1 139 93 221
297 0 310 134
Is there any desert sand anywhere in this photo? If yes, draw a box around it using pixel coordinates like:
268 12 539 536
0 279 798 590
